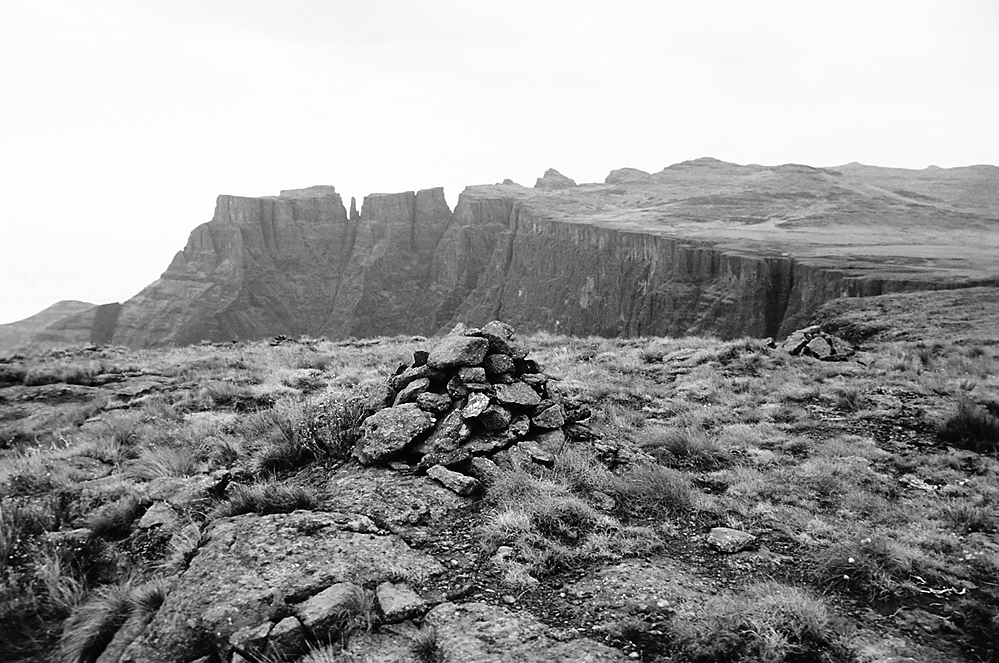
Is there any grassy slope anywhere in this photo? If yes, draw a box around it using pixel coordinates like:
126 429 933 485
0 290 997 662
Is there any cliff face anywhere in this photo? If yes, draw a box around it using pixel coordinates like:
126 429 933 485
14 160 998 349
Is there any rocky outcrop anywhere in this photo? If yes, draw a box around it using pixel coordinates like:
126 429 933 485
15 160 998 348
533 168 577 189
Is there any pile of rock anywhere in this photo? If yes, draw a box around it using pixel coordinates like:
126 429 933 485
781 325 854 361
354 321 591 495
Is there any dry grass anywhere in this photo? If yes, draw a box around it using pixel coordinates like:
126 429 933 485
209 482 318 519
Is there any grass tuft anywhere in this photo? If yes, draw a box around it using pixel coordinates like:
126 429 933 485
210 482 318 519
607 463 695 517
938 397 999 452
59 581 134 663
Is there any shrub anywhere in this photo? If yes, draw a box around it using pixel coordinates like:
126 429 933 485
669 582 854 663
249 397 365 476
210 483 318 519
607 464 695 517
939 397 999 452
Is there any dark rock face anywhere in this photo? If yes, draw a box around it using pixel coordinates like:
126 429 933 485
19 160 997 349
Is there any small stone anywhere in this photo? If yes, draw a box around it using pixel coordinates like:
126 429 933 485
467 456 502 487
364 383 396 415
388 461 411 472
494 381 541 407
482 354 515 377
458 366 487 384
295 583 364 638
530 404 565 429
394 377 430 405
629 652 640 659
519 373 549 388
446 375 469 399
518 440 554 467
267 616 307 660
376 582 427 622
229 621 271 656
706 527 757 553
388 365 430 391
416 392 452 414
427 465 481 496
414 409 465 455
479 404 512 430
481 321 515 339
412 350 429 367
428 336 489 369
463 393 491 419
137 501 178 530
416 447 472 474
502 595 516 604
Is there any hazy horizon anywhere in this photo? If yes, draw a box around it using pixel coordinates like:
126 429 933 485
2 0 997 324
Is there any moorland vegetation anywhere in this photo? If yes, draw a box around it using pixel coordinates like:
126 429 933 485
0 290 997 662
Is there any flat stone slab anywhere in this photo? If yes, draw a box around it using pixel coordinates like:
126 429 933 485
427 465 480 496
428 336 489 369
424 602 628 662
117 511 445 663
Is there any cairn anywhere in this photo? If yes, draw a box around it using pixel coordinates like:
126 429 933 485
354 321 591 495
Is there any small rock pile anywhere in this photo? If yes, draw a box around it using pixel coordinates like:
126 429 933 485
354 321 592 495
781 325 854 361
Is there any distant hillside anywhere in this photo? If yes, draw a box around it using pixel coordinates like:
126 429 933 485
0 301 95 354
18 160 999 348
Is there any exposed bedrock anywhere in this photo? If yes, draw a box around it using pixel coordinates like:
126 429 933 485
43 175 991 349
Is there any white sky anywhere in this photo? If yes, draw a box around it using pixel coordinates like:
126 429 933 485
1 0 997 324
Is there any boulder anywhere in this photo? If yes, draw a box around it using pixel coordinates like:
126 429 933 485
428 336 488 369
355 404 433 465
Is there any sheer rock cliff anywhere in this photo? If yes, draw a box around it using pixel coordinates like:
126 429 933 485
9 160 998 350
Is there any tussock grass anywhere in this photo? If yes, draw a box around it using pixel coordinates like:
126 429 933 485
606 463 695 517
939 397 999 452
637 425 730 470
809 535 927 600
125 445 200 481
86 495 146 539
59 581 134 663
210 482 318 519
669 582 854 663
23 361 104 387
408 627 440 663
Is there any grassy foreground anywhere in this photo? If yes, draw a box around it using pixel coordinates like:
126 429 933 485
1 297 998 662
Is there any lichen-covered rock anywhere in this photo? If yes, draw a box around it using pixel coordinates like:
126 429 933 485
424 602 628 661
428 336 488 369
482 353 515 376
415 391 452 414
458 366 487 383
266 616 306 660
414 409 468 456
462 393 491 419
427 465 481 496
462 415 529 455
118 511 444 663
467 456 502 487
355 404 433 465
416 447 472 474
494 381 541 407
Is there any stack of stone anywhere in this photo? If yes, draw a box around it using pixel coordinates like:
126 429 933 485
354 321 591 495
781 325 855 361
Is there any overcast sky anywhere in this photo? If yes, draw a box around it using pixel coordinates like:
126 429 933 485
1 0 997 324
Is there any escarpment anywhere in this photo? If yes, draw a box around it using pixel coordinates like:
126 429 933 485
13 160 998 351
